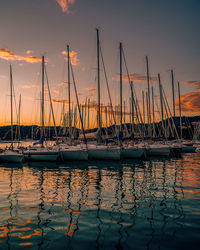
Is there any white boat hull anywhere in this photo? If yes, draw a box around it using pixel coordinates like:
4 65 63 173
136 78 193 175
182 146 197 153
147 146 170 156
60 149 88 161
121 147 145 159
24 151 58 161
88 147 120 160
0 154 23 163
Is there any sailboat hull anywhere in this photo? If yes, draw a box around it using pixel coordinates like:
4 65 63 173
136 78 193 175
88 146 120 160
182 146 197 153
23 151 58 161
60 149 88 161
0 151 23 163
121 147 145 159
147 146 170 156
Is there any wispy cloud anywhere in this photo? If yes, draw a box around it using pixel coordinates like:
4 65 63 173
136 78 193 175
123 74 157 82
0 74 7 79
52 99 69 104
0 48 41 63
62 50 79 66
21 84 39 89
177 92 200 112
175 80 200 113
56 0 75 13
85 87 96 92
182 80 200 91
113 73 157 83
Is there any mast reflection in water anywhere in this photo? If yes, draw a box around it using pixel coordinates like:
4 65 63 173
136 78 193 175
0 153 200 249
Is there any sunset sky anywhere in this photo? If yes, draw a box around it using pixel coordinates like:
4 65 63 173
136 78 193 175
0 0 200 127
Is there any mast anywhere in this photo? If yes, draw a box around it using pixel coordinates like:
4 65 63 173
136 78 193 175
146 56 151 125
171 69 175 118
152 86 155 137
88 98 90 129
178 81 182 140
18 94 21 140
158 74 164 127
124 100 126 124
142 90 145 137
96 28 101 134
120 42 123 130
130 81 134 131
41 55 45 139
10 64 13 143
67 45 71 139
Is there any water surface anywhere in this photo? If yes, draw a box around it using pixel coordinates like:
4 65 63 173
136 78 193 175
0 153 200 249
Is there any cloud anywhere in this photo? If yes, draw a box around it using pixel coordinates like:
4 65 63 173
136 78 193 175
0 74 7 79
59 81 68 86
56 0 75 13
176 92 200 112
26 50 32 55
113 73 157 83
124 74 157 82
52 99 69 104
21 84 39 89
0 48 41 63
62 50 79 66
85 87 96 93
182 81 200 91
175 80 200 113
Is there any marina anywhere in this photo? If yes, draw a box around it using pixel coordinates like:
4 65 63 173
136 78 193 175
0 1 200 249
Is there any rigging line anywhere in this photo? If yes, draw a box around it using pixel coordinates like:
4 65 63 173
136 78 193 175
99 45 117 129
69 54 88 149
121 48 144 137
161 84 179 139
44 65 58 140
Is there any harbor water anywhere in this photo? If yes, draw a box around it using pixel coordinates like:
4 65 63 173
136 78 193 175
0 153 199 249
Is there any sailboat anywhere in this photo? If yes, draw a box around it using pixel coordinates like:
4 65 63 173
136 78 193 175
117 43 145 159
0 65 23 163
87 29 120 160
58 45 88 161
23 56 59 162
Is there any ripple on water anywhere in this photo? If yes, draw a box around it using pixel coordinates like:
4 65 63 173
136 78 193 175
0 153 199 249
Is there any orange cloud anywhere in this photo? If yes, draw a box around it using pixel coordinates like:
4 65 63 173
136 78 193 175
52 99 69 104
0 48 41 63
56 0 75 13
62 50 79 66
182 81 200 91
177 92 200 112
113 73 157 83
124 74 157 82
21 84 39 89
85 87 96 92
175 80 200 113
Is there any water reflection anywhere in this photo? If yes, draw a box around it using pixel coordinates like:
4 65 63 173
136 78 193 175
0 154 200 249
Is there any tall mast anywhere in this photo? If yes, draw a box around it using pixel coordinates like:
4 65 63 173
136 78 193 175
178 81 182 140
146 56 151 125
18 94 21 140
171 69 175 118
142 91 145 125
10 64 13 142
88 98 90 129
130 81 134 131
158 73 164 136
142 90 145 137
41 55 45 138
67 45 71 138
152 86 155 137
120 42 123 130
96 28 101 132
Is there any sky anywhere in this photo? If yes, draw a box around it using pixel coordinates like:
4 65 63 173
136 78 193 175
0 0 200 127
